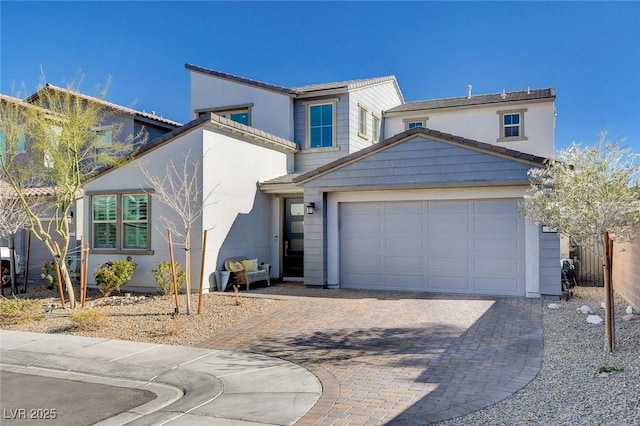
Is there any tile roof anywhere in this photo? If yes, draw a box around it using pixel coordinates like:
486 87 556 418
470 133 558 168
386 88 556 113
26 84 182 127
185 63 402 99
260 173 304 185
185 64 297 96
0 179 57 197
294 127 547 184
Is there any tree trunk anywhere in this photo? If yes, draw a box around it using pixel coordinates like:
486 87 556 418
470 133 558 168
52 241 76 309
603 232 615 352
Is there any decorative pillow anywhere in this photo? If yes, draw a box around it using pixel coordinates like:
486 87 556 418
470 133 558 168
228 261 244 272
241 258 259 272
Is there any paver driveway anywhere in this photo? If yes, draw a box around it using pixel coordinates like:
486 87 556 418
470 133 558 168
198 284 543 425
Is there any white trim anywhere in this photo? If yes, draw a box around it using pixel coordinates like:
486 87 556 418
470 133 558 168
525 222 541 298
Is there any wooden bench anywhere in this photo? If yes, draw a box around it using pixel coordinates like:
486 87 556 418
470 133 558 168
223 257 270 291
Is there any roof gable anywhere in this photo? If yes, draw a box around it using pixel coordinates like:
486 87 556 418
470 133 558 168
185 63 404 101
25 84 182 128
295 127 547 186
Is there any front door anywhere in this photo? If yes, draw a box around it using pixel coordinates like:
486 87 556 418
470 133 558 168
283 198 304 278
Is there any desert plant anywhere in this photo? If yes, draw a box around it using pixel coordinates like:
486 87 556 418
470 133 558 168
152 260 186 296
70 309 108 331
94 257 137 297
0 296 44 325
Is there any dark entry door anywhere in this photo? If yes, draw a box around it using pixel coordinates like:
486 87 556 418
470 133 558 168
283 198 304 277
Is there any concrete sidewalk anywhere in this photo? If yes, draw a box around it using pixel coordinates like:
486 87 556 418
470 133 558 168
0 330 321 425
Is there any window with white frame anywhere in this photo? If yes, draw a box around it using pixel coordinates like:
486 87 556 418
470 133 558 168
307 102 335 148
372 114 381 142
358 105 368 138
403 117 428 130
91 193 150 252
497 109 527 141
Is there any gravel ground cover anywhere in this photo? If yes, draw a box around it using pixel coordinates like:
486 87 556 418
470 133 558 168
2 283 638 424
1 283 284 346
437 286 640 425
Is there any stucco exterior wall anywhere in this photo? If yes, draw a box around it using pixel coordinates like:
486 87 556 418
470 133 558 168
384 101 555 158
189 72 294 140
613 236 640 311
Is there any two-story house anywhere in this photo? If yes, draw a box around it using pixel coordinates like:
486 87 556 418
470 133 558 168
0 87 182 280
83 63 560 298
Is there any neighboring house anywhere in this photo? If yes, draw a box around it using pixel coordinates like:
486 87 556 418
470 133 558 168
0 89 181 280
83 63 560 297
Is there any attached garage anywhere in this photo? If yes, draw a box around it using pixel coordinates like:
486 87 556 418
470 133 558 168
339 199 525 296
296 128 560 298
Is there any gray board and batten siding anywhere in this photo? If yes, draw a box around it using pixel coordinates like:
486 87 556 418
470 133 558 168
301 134 560 296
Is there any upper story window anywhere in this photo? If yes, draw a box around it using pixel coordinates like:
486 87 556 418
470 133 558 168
91 192 151 253
403 117 429 130
497 109 528 142
307 101 336 149
196 104 252 126
372 114 381 143
0 129 26 158
358 105 368 138
95 126 113 148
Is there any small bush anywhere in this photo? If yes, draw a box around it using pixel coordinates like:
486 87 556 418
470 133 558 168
152 261 186 296
0 297 44 326
70 309 108 331
94 257 137 297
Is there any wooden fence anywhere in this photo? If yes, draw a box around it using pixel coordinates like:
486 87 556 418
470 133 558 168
573 238 604 286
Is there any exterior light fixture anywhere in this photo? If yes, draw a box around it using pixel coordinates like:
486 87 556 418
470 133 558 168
305 202 315 215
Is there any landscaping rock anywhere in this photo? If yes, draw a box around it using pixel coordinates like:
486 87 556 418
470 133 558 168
587 315 603 325
578 305 594 314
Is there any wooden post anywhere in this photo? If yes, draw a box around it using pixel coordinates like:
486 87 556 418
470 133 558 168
197 230 208 315
603 232 615 352
168 230 180 314
22 230 31 293
185 228 192 315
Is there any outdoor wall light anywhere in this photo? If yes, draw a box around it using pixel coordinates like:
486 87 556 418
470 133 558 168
305 202 315 215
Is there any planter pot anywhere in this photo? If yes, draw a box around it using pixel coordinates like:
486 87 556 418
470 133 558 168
215 270 231 292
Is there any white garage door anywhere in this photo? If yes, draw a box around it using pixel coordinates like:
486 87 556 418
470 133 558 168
339 199 525 296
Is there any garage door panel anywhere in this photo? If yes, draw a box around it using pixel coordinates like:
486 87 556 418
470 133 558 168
474 238 519 253
429 200 469 213
385 202 423 214
339 200 525 296
428 276 471 291
474 277 519 295
428 257 470 276
385 238 423 253
474 199 517 213
428 215 470 233
385 216 423 234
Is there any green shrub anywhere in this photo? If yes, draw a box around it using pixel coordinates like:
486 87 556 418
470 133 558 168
70 309 108 331
152 261 186 296
94 257 137 297
0 297 44 326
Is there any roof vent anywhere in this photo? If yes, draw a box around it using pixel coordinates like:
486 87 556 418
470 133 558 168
501 89 507 100
527 86 531 95
466 84 472 99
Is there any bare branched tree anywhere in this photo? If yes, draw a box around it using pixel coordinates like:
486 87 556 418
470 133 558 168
141 150 214 314
0 192 46 294
0 76 146 308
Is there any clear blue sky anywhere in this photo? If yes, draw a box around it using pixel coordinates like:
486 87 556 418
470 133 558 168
1 1 639 153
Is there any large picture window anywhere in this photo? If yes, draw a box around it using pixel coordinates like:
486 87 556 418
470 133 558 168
308 102 335 148
91 193 150 252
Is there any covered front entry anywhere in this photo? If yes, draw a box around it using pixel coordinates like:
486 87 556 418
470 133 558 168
338 199 526 296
